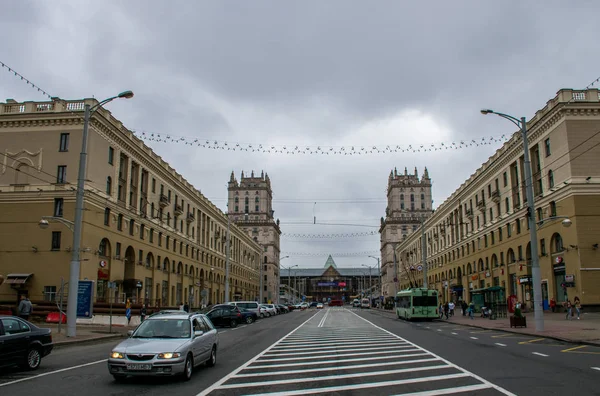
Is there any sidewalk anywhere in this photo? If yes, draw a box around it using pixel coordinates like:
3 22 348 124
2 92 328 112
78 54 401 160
374 308 600 345
35 322 130 348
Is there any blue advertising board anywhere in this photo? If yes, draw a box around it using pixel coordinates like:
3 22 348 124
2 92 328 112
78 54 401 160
77 280 94 318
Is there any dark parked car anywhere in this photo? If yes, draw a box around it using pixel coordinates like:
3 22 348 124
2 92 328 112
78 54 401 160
239 308 258 324
0 315 53 370
203 305 242 327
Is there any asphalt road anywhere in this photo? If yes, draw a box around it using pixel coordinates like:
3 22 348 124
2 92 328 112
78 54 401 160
0 309 317 395
2 308 598 395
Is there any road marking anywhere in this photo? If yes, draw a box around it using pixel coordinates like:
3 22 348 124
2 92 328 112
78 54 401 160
451 332 458 335
561 345 587 352
347 310 516 396
0 359 108 388
197 311 322 396
492 334 517 338
470 337 478 340
425 326 431 329
470 330 492 334
317 309 329 327
519 338 545 344
389 383 494 396
495 343 507 347
249 353 430 369
264 344 414 357
592 367 600 371
437 329 442 332
220 330 228 334
532 352 549 357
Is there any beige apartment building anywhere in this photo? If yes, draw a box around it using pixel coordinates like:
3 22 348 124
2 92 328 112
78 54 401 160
227 171 282 303
0 97 261 307
393 88 600 310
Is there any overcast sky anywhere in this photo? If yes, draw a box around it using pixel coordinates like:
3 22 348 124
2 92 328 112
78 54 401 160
2 1 599 269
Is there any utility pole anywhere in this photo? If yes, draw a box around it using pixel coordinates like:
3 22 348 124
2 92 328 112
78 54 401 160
224 213 230 303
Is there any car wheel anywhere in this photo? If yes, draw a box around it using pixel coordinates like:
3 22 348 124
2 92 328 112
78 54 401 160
182 354 193 381
206 345 217 367
260 313 265 318
25 347 42 370
113 374 127 382
245 316 254 324
230 319 238 328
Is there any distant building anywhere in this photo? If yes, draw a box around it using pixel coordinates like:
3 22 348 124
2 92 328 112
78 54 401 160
396 88 600 310
228 170 281 303
280 255 378 304
379 167 433 300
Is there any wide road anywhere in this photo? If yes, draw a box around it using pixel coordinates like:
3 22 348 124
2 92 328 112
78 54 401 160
2 307 599 395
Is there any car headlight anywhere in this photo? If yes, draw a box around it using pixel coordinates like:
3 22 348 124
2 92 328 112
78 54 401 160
110 351 124 359
158 352 181 359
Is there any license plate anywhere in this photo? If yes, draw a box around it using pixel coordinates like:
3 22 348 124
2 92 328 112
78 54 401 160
126 363 151 371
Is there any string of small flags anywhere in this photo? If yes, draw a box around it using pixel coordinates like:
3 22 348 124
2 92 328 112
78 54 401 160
282 231 378 238
134 131 509 155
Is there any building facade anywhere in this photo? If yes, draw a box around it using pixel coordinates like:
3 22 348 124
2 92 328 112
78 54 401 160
379 167 433 300
228 171 282 303
280 256 378 304
395 88 600 310
0 97 261 308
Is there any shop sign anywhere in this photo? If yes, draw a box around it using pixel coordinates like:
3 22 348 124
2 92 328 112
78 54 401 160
485 271 491 278
518 276 532 284
553 263 566 273
471 274 478 281
565 274 574 282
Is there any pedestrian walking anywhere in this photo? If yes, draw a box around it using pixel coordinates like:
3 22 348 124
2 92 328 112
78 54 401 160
183 301 190 313
565 300 572 320
125 298 132 325
140 303 147 323
462 301 468 316
574 297 581 319
449 301 455 317
550 297 556 313
18 294 32 321
468 302 475 320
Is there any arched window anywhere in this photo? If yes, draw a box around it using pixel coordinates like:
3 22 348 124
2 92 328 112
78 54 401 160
507 248 516 264
255 197 259 203
106 176 112 195
551 233 564 253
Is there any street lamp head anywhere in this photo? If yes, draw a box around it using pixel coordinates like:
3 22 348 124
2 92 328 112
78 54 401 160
117 90 134 99
561 218 572 228
480 109 493 115
38 219 49 230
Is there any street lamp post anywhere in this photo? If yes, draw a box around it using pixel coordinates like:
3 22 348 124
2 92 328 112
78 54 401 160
40 91 133 338
368 255 380 298
281 261 296 304
481 108 543 331
224 213 230 303
277 256 290 304
362 264 373 301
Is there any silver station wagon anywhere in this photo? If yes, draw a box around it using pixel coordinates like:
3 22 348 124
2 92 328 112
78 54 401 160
107 312 218 381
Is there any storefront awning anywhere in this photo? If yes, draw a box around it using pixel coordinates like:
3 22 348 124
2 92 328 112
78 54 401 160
5 273 33 285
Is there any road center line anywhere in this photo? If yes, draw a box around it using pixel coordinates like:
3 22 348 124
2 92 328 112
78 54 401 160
592 367 600 371
561 345 587 352
532 352 549 357
451 332 458 335
470 337 478 340
495 343 507 347
0 359 108 388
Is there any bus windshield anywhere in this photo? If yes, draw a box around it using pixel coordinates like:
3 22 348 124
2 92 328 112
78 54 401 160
412 296 438 307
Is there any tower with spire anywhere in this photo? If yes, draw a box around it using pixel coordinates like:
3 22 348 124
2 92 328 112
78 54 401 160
379 167 433 297
227 170 281 303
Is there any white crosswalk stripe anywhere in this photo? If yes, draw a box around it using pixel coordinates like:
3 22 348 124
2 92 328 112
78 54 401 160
199 308 516 396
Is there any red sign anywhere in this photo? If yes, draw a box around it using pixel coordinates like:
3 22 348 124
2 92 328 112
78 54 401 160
338 282 347 287
508 295 518 313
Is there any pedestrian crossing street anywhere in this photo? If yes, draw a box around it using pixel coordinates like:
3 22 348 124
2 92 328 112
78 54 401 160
200 308 515 396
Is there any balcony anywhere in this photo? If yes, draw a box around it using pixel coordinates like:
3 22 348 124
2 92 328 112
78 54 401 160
476 200 486 211
465 208 474 219
186 212 195 223
159 194 169 208
174 204 184 216
491 190 500 203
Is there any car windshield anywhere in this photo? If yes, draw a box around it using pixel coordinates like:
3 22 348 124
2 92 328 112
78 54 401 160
132 318 191 338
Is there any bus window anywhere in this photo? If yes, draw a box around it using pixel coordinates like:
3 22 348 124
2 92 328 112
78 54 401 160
412 296 438 307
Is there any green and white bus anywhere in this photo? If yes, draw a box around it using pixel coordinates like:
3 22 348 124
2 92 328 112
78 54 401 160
395 288 439 321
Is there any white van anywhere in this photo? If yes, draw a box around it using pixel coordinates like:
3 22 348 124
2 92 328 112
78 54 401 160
229 301 260 316
361 298 370 309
